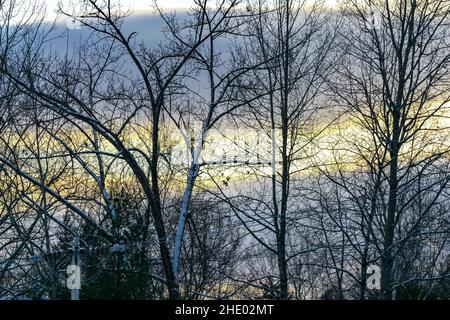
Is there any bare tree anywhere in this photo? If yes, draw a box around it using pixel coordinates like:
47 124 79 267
328 0 450 299
207 0 338 299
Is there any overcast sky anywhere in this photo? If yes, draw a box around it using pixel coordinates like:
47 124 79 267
40 0 338 21
33 0 339 62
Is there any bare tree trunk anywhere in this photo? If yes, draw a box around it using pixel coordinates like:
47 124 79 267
173 162 200 281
